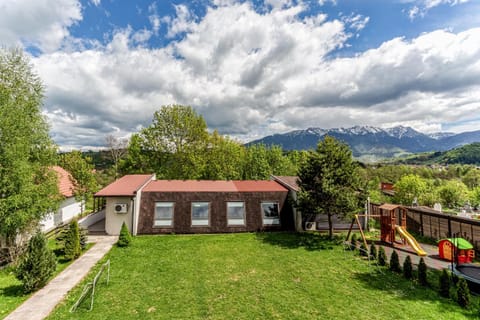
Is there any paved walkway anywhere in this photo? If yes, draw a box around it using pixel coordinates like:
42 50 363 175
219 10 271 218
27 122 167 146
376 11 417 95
5 236 117 320
380 242 451 270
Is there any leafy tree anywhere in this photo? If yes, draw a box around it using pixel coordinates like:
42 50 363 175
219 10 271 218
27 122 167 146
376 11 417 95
64 219 81 260
60 151 97 213
469 186 480 209
202 131 245 180
378 246 387 266
297 136 364 238
456 278 471 309
117 222 132 247
418 258 428 286
403 256 413 279
393 174 427 206
0 48 59 262
437 180 469 209
15 231 56 293
389 250 401 273
462 168 480 189
439 269 450 297
243 144 271 180
138 105 209 179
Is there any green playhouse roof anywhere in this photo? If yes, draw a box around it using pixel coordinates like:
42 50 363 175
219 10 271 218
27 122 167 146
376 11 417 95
445 238 474 250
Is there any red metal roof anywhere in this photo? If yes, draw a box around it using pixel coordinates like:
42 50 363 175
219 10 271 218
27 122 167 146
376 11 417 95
95 174 155 197
52 166 75 198
143 180 288 193
271 176 300 192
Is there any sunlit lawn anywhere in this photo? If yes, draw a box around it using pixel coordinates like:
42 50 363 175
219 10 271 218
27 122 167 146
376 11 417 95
48 232 477 320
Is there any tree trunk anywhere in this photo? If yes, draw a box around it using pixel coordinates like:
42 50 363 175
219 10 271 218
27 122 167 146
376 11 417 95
328 213 334 239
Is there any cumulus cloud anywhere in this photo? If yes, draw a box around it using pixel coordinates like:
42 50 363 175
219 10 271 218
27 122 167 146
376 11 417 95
408 0 470 20
27 2 480 149
0 0 82 52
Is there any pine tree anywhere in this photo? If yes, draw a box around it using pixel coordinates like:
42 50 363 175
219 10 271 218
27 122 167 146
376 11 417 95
403 256 413 279
64 220 81 260
79 226 88 250
378 246 387 266
369 243 377 260
117 222 132 247
418 258 428 286
15 232 56 293
359 242 368 257
456 278 471 308
350 233 357 250
439 269 450 297
389 250 401 273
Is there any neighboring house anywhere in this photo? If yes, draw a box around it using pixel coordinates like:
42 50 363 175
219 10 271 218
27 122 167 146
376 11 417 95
40 166 83 232
271 176 302 232
94 174 294 235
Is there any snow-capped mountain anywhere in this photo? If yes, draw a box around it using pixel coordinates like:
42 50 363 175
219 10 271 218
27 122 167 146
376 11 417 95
246 125 480 160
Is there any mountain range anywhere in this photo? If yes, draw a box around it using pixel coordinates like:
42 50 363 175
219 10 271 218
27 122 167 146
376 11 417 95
247 126 480 161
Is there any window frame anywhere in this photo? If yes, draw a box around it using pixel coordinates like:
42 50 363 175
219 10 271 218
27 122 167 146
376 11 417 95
154 202 175 227
191 202 210 226
261 201 280 226
226 201 246 226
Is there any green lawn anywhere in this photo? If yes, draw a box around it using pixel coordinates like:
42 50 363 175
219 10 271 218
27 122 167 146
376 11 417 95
0 239 91 319
48 233 477 320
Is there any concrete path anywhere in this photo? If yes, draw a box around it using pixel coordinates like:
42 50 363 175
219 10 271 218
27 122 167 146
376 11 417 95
5 236 117 320
380 242 451 270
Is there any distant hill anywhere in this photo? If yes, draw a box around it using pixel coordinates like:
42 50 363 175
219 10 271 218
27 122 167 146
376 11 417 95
247 125 480 161
399 143 480 165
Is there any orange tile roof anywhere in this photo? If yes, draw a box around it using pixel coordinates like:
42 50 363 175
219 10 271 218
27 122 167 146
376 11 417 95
143 180 288 193
271 176 300 191
95 174 155 197
52 166 75 198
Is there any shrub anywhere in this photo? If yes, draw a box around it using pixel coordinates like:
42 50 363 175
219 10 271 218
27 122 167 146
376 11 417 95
64 219 81 260
378 246 387 266
350 234 357 250
439 269 450 297
417 258 428 286
117 222 132 247
389 250 401 273
15 232 56 293
403 256 413 279
79 226 88 250
369 243 377 260
456 278 471 309
359 242 368 257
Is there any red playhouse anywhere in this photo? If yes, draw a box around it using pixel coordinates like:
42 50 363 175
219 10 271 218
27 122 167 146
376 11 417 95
438 238 475 264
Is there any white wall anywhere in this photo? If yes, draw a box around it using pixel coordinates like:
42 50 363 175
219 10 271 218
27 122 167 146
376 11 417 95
105 197 133 235
40 197 82 232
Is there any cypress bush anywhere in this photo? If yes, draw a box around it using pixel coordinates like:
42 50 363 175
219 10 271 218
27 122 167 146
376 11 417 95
64 219 81 261
389 250 402 273
439 269 450 297
15 232 56 293
369 243 377 260
418 258 428 286
403 255 413 279
359 242 368 257
350 234 357 250
378 246 387 266
456 278 471 309
79 226 88 250
117 222 132 247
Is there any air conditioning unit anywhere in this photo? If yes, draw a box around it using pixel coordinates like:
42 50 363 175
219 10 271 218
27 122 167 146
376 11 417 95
114 203 128 214
305 221 316 231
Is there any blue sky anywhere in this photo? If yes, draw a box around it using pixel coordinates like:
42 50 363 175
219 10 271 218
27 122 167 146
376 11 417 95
1 0 480 149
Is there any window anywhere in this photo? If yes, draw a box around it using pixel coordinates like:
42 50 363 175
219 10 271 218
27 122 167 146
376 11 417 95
154 202 174 227
227 202 245 226
261 202 280 225
192 202 209 226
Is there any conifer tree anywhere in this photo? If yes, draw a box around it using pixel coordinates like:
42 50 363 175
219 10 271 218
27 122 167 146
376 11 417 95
378 246 387 266
439 269 450 297
369 243 377 260
15 232 56 293
389 250 401 273
359 242 368 257
64 220 81 260
117 222 132 247
456 278 471 308
418 258 428 286
403 256 413 279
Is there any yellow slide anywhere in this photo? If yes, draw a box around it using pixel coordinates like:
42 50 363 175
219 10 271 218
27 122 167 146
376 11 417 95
395 226 428 256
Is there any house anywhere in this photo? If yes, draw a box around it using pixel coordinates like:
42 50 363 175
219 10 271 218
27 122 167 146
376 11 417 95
94 175 294 235
271 176 302 232
40 166 83 232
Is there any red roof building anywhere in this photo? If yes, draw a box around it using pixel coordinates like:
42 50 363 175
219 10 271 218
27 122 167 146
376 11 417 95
95 174 155 197
52 166 75 198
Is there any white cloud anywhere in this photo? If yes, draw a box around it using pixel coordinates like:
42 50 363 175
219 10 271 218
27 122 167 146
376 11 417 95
90 0 101 6
0 0 82 52
29 3 480 148
408 0 470 20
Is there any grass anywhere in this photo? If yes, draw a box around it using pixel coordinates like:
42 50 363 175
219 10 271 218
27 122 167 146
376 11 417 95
49 232 478 320
0 238 92 319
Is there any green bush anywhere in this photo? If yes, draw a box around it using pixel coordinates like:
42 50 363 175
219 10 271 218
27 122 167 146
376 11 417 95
389 250 401 273
418 258 428 286
456 278 471 309
79 226 88 250
350 234 357 250
403 256 413 279
15 232 56 293
369 243 377 260
439 269 450 297
117 222 132 247
359 242 368 257
378 246 387 266
64 219 81 260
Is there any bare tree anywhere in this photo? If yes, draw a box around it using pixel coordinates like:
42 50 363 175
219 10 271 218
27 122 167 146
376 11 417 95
105 134 128 179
